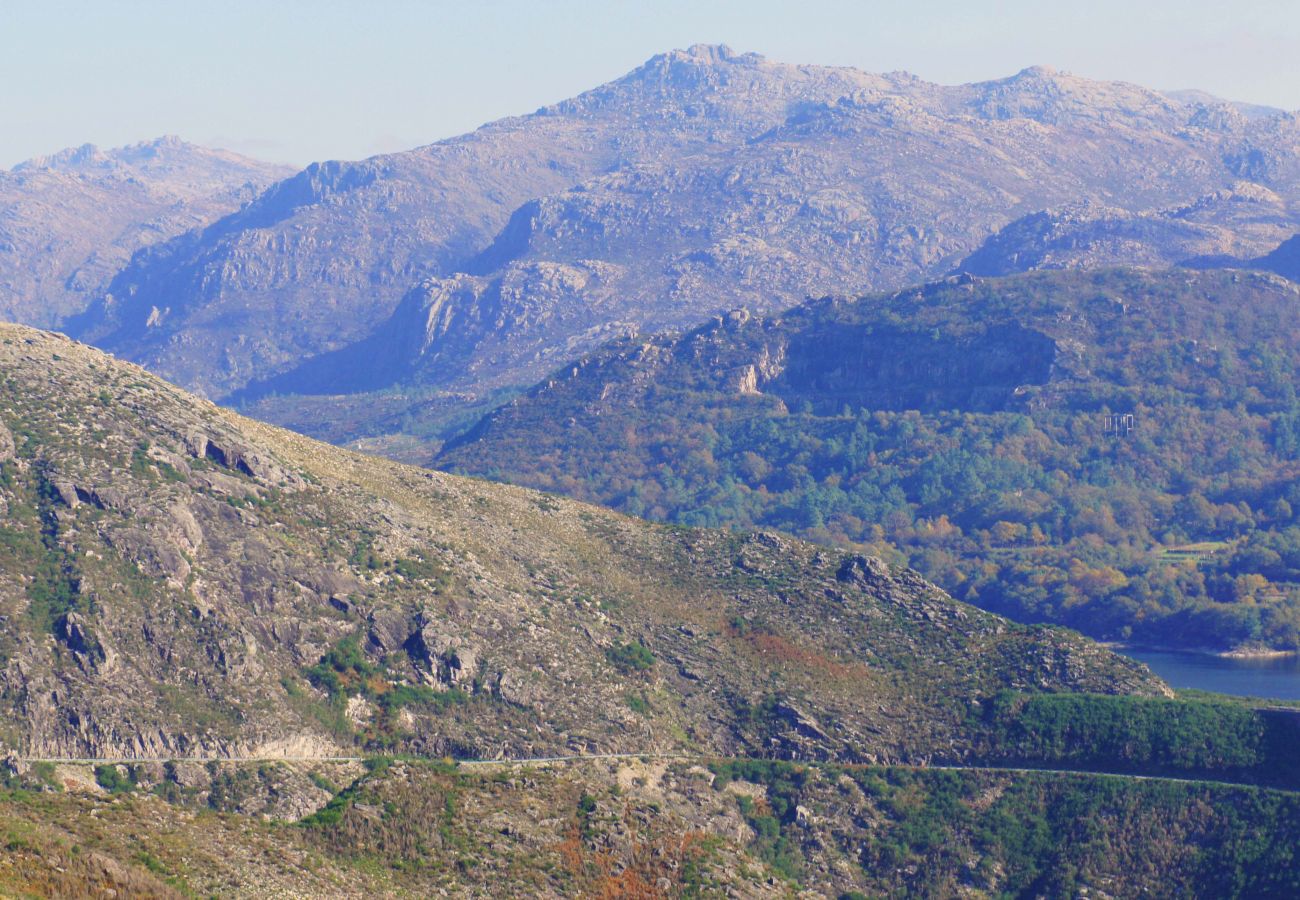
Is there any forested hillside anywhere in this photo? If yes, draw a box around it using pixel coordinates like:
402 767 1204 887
442 267 1300 652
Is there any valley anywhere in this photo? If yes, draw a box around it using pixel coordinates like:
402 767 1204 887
3 323 1300 894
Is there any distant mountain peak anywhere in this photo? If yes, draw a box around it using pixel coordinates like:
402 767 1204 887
0 136 293 329
12 142 106 172
676 42 746 62
626 43 766 83
973 64 1178 124
1163 88 1287 120
1012 64 1061 79
10 135 267 174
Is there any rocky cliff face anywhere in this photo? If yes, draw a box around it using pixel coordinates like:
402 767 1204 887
70 49 1300 417
0 323 1163 760
0 137 291 329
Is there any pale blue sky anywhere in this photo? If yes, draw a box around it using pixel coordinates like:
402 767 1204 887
3 0 1297 168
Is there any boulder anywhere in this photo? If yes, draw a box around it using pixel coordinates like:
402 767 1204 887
837 554 890 586
52 481 80 508
166 503 204 551
773 701 829 741
368 608 415 654
407 617 481 687
186 430 296 485
105 527 191 583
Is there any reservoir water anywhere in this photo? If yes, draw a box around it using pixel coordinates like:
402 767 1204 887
1119 648 1300 701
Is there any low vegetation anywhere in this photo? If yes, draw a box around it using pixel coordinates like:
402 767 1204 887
973 692 1300 787
5 756 1298 898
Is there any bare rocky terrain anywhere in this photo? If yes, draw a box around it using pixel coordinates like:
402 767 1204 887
75 46 894 399
64 48 1300 438
0 137 291 329
955 187 1298 276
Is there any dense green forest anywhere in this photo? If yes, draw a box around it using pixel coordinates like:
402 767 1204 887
442 267 1300 651
974 692 1300 787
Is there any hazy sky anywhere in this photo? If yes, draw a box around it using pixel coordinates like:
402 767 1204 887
3 0 1297 169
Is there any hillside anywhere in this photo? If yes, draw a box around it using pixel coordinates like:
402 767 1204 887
0 137 291 329
67 49 1300 422
3 757 1300 897
955 190 1297 277
439 267 1300 653
10 324 1300 897
0 322 1165 763
1254 232 1300 280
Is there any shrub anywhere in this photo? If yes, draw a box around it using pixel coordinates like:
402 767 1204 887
606 641 655 673
94 764 136 794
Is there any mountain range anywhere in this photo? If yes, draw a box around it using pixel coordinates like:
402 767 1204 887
5 44 1300 896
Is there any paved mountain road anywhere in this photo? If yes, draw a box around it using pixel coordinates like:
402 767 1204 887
13 752 1298 794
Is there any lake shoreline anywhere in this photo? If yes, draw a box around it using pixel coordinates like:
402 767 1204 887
1109 644 1300 702
1102 642 1299 661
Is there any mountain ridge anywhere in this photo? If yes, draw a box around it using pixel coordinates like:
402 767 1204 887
68 47 1300 416
438 266 1300 655
0 137 291 330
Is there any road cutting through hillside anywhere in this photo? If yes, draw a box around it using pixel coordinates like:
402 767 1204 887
12 753 1299 795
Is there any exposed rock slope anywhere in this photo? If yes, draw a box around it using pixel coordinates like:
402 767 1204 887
956 187 1297 276
0 323 1162 760
74 45 892 398
0 137 291 329
74 49 1300 411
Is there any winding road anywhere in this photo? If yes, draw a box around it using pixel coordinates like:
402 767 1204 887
13 752 1298 794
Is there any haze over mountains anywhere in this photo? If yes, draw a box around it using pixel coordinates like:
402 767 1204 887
40 46 1299 439
0 137 291 329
